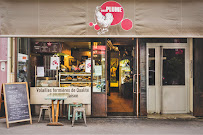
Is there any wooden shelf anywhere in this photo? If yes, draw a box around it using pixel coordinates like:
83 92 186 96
60 81 91 84
60 81 101 84
59 73 91 76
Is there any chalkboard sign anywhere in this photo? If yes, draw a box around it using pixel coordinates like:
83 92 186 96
3 82 32 128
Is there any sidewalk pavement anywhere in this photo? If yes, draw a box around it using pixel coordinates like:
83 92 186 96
0 116 203 135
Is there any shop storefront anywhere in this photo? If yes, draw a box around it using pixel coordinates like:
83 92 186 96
15 38 137 117
1 0 203 117
14 37 193 117
16 38 108 116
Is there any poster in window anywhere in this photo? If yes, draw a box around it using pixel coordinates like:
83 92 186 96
50 57 60 70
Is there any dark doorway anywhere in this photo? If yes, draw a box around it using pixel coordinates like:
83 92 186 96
107 38 135 116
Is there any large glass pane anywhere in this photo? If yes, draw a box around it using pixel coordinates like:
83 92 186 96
30 40 92 87
17 38 29 82
92 42 106 92
58 42 92 88
162 49 185 85
148 49 155 85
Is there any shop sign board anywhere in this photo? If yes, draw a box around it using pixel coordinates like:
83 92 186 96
32 42 62 53
33 42 41 52
2 82 32 128
89 1 133 35
30 87 91 104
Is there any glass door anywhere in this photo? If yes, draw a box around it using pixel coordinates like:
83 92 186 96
91 41 107 117
92 43 106 93
106 39 135 115
147 43 189 114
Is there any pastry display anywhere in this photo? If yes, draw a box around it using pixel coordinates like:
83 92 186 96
66 76 72 81
72 78 77 81
37 80 58 87
59 72 92 87
61 79 66 81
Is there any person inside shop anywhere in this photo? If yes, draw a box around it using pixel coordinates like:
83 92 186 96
78 60 85 72
71 61 80 72
60 64 69 72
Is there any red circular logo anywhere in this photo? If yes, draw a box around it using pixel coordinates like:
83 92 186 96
100 1 124 25
121 19 133 30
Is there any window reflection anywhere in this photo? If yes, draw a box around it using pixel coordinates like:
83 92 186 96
148 49 155 85
162 49 185 85
93 42 106 92
17 38 29 82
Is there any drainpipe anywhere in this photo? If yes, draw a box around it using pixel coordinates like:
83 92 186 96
7 38 12 83
11 38 16 82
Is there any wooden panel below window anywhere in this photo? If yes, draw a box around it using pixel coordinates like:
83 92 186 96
194 93 203 116
193 39 203 116
92 93 107 117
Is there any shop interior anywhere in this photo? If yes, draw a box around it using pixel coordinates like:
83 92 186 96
28 39 106 93
107 38 134 115
17 38 135 116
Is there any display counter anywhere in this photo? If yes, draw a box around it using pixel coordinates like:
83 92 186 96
59 72 91 87
32 71 92 104
36 77 58 87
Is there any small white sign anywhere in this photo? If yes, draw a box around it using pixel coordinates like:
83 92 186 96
18 53 28 62
93 86 101 92
85 59 91 73
85 59 95 73
94 65 102 76
0 62 6 72
37 67 44 77
50 57 60 70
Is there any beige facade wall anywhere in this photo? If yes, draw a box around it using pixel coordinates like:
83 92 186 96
0 0 203 37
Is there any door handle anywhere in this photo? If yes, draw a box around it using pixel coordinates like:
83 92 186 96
133 74 139 93
133 74 136 93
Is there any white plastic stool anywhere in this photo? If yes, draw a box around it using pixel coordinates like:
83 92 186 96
72 107 87 127
38 105 52 122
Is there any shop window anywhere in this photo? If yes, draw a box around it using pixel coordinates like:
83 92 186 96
17 38 29 82
30 40 92 88
162 49 185 85
92 42 106 92
148 48 155 85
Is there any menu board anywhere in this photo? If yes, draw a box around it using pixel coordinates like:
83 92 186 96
3 82 32 128
32 42 62 53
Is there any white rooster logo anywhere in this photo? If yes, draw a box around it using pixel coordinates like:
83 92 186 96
95 6 114 35
89 1 133 34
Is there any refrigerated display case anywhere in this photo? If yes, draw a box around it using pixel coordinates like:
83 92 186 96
59 72 91 87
